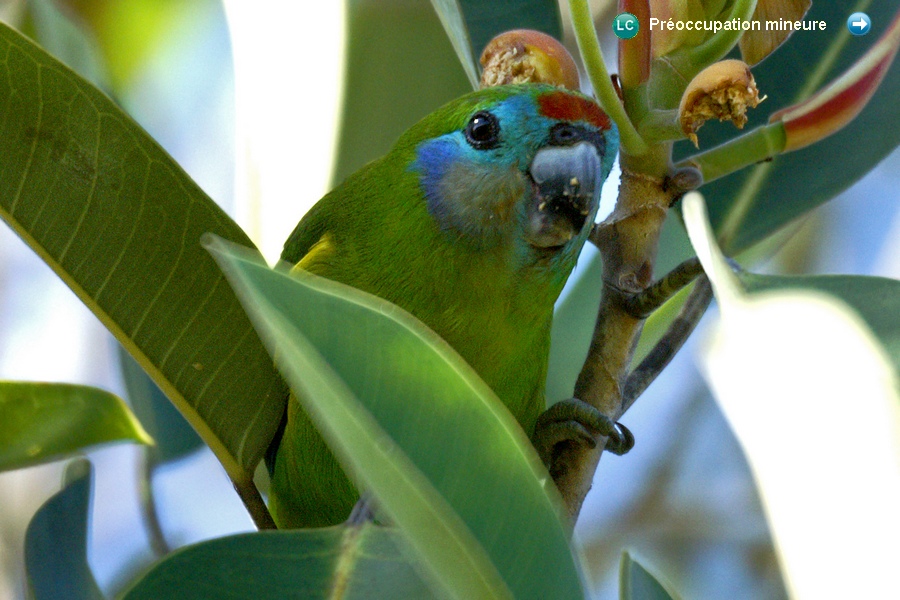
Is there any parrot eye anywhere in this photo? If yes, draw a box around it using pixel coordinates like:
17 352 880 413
465 111 500 149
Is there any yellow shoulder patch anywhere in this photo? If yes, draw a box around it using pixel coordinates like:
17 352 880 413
293 233 335 273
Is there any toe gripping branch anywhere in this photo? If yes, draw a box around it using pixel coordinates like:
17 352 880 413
532 255 712 470
532 398 635 471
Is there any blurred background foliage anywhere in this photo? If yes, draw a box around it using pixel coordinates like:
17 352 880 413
0 1 897 598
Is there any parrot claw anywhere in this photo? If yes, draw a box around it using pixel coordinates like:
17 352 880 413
532 399 634 469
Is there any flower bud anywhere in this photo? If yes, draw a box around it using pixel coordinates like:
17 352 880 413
679 59 765 146
480 29 580 90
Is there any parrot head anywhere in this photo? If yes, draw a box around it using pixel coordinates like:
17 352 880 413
409 84 618 275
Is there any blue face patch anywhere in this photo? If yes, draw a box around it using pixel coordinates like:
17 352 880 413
413 132 529 243
414 135 463 226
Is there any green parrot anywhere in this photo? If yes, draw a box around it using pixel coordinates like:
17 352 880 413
268 83 619 528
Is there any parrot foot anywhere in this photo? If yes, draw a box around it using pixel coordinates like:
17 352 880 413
532 399 634 469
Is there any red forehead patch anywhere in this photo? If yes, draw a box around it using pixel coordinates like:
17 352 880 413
537 91 611 130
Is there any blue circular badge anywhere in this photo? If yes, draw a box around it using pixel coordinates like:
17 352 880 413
847 12 871 36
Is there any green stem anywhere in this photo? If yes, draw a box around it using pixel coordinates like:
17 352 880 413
676 121 785 184
235 473 277 529
568 0 648 155
138 449 171 557
637 108 682 142
671 0 759 78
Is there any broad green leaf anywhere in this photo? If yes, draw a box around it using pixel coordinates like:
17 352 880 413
331 0 471 184
619 552 679 600
25 459 104 600
430 0 563 88
740 273 900 377
118 347 203 464
0 23 287 481
0 381 152 472
208 238 587 600
211 245 508 600
677 0 900 253
123 525 438 600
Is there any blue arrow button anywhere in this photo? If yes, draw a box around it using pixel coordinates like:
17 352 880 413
847 12 871 36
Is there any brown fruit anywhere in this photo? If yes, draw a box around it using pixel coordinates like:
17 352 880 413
480 29 580 90
679 59 766 147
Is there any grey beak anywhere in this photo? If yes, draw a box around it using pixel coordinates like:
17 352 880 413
526 142 603 249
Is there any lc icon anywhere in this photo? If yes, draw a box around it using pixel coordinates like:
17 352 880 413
613 12 640 39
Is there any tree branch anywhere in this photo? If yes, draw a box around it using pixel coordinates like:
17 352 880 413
540 144 710 522
234 474 277 530
544 156 675 523
620 257 704 318
622 276 713 412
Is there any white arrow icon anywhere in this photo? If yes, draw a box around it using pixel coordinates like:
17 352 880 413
852 18 867 29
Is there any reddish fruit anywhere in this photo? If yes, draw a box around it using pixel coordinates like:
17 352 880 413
480 29 580 90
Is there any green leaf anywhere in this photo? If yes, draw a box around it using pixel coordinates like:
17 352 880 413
429 0 481 88
123 525 438 600
118 347 203 464
0 381 152 472
619 552 679 600
208 238 587 600
740 273 900 377
430 0 563 87
332 0 471 184
25 459 104 600
678 0 900 253
0 23 287 482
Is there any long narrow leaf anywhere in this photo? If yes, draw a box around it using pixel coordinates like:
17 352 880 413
684 192 900 599
331 2 471 184
0 23 287 481
208 238 587 600
429 0 480 88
